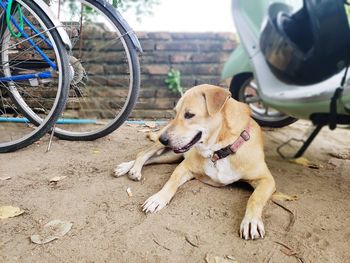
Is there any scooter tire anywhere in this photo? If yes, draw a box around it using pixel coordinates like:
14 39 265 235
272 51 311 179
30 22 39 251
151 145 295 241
230 73 297 128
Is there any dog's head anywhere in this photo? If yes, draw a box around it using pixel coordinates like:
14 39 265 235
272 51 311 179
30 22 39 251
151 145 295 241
159 84 231 153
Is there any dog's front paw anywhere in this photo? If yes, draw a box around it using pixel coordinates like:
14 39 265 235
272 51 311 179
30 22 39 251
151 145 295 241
114 161 135 177
142 192 169 213
240 216 265 240
128 166 142 181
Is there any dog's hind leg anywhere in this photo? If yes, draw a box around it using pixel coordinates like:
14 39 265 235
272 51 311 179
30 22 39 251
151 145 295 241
114 142 167 181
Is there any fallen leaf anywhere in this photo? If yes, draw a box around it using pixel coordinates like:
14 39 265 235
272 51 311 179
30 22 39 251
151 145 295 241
49 176 67 183
144 121 157 129
126 187 133 197
289 157 320 169
0 206 25 219
138 128 152 133
272 192 298 202
328 152 350 160
93 150 100 154
280 247 298 256
274 241 305 262
0 176 11 181
205 254 239 263
185 234 200 247
30 220 72 245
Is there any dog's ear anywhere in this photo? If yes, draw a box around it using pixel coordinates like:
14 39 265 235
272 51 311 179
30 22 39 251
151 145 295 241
203 86 231 116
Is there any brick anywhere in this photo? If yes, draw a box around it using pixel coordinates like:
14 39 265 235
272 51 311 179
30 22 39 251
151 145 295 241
147 32 172 40
215 32 236 40
142 64 170 75
156 42 199 51
198 43 224 52
141 54 170 64
134 97 177 110
139 40 156 51
135 31 149 40
85 64 104 75
172 64 222 76
170 54 192 63
171 32 217 40
130 109 175 119
222 41 237 51
104 65 130 74
191 53 227 63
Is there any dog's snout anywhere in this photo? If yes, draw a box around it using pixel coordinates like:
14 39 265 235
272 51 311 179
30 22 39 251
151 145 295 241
159 133 169 146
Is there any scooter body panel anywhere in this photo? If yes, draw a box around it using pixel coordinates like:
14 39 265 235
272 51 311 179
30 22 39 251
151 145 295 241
221 45 252 79
230 0 350 120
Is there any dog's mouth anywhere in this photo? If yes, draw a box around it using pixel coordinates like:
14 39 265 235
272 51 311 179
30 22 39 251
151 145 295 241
173 132 202 154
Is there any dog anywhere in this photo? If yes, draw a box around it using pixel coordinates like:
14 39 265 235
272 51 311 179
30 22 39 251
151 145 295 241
115 84 277 240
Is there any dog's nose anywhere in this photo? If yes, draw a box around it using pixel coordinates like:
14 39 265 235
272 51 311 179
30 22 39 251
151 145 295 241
159 134 169 146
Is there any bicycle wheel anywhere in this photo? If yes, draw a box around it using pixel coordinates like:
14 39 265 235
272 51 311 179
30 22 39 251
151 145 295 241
0 0 70 153
48 0 141 140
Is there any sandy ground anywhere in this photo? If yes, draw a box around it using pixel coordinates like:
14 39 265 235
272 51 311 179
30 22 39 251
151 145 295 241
0 121 350 263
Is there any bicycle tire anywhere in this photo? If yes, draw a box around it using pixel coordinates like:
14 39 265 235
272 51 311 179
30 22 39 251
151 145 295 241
17 0 141 141
55 0 140 141
0 0 70 152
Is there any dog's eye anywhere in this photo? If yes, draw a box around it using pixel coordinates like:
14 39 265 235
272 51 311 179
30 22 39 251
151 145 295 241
184 112 195 119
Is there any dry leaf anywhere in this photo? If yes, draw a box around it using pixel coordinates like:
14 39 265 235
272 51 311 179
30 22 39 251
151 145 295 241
126 187 133 197
289 157 320 169
49 176 67 183
0 177 11 181
0 206 25 219
205 254 239 263
30 220 72 245
328 152 350 160
280 247 298 256
138 128 153 133
185 234 200 247
272 191 298 202
144 121 157 129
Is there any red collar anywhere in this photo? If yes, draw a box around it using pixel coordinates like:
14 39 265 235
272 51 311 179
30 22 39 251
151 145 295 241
211 120 252 162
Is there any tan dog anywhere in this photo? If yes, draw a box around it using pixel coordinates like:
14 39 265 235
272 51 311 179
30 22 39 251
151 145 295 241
115 84 276 240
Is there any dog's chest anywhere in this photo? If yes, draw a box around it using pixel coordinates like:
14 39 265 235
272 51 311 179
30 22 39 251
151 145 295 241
203 158 241 185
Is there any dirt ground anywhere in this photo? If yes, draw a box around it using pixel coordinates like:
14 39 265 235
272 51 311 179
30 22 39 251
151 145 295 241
1 120 349 263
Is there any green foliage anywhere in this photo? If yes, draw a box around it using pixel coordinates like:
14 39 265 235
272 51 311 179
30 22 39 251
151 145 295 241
55 0 159 22
114 0 160 20
165 69 183 96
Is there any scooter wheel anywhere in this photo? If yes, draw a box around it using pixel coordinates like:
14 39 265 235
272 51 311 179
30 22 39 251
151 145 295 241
230 73 297 128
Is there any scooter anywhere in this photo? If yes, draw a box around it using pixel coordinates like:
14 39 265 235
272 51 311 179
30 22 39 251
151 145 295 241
222 0 350 158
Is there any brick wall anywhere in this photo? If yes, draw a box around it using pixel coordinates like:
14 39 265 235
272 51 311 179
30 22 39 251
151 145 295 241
131 32 237 119
1 31 237 120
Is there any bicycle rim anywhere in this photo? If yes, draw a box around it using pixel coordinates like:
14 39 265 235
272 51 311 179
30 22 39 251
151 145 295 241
48 0 140 140
0 0 69 152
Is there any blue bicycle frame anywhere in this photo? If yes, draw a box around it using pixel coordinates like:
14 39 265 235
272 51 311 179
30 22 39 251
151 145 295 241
0 0 56 84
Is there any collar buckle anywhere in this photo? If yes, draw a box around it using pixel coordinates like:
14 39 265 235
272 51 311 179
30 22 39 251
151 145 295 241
240 130 250 141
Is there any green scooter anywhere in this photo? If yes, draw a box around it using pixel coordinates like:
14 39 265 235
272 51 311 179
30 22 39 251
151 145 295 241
222 0 350 157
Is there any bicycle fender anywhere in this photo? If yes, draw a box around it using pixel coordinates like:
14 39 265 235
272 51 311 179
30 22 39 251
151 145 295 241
89 0 143 52
31 0 72 50
221 45 253 80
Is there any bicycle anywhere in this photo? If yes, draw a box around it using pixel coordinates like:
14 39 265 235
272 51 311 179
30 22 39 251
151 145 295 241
0 0 71 152
1 0 142 152
11 0 142 141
